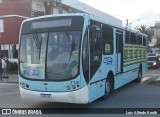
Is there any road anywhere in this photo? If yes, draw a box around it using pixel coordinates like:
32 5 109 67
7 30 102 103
0 69 160 116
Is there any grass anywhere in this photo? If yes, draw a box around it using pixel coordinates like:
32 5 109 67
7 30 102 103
148 80 160 87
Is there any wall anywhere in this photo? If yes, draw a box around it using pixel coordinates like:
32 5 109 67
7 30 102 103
0 0 32 44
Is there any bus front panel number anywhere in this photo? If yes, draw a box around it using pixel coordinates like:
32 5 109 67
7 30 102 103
32 70 40 76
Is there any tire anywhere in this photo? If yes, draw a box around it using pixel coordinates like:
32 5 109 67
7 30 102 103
136 67 142 83
102 75 113 100
157 65 159 69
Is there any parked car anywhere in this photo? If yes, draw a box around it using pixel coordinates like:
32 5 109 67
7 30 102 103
148 56 160 69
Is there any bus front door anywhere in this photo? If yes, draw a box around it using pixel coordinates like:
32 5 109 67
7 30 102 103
116 30 123 73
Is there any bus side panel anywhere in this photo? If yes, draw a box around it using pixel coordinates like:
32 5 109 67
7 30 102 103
88 80 105 102
114 61 147 89
88 55 115 102
142 61 148 75
114 63 139 89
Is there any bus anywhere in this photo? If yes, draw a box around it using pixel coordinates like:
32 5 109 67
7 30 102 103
19 13 148 104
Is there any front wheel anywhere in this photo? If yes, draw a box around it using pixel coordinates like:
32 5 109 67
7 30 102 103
102 75 113 100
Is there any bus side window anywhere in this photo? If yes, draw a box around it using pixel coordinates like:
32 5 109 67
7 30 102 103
89 24 102 78
130 32 137 44
82 29 89 83
137 35 142 45
125 31 130 44
102 25 113 54
90 27 102 65
143 37 147 46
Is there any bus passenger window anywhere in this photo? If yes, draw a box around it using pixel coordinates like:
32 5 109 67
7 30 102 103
125 31 130 44
90 28 102 64
137 35 142 45
130 32 136 44
89 23 102 78
143 37 147 46
102 25 113 54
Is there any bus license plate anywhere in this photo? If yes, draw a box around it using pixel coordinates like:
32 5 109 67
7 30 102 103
40 94 52 98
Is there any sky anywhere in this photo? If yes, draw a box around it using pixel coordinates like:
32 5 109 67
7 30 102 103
78 0 160 28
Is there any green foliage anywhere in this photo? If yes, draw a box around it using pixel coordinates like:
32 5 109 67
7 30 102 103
136 25 153 42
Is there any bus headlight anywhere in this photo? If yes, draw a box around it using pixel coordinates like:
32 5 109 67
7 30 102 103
66 86 71 90
153 62 157 65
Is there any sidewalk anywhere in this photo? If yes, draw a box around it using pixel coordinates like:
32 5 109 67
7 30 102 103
0 74 18 83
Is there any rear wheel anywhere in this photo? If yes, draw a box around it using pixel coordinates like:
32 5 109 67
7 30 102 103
136 67 142 83
102 75 113 100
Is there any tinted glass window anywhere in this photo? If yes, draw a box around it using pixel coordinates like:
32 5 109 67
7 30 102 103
143 37 147 46
130 32 136 44
125 31 130 44
102 25 113 54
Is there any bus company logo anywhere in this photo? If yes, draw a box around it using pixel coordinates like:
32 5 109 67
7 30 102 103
2 109 11 114
103 57 113 65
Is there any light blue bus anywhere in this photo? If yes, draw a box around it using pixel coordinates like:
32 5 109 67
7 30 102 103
19 13 148 104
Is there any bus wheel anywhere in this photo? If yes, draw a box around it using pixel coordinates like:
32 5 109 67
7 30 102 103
136 67 142 83
103 75 113 100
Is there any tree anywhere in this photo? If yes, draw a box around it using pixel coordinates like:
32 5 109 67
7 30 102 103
136 25 153 42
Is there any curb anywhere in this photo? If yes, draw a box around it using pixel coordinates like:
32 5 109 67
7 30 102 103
0 80 19 84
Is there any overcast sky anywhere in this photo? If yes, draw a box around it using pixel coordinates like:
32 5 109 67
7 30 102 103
79 0 160 28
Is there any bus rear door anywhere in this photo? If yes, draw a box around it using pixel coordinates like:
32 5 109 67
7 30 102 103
115 30 124 73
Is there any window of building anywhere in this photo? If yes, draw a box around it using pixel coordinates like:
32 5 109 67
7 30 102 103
32 0 45 12
0 19 4 33
53 8 59 14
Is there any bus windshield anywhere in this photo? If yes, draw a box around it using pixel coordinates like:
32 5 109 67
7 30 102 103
19 31 81 81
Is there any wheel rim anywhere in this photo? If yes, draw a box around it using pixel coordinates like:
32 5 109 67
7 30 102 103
106 80 111 94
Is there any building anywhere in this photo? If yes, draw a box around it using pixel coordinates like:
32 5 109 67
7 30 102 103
0 0 122 61
150 21 160 47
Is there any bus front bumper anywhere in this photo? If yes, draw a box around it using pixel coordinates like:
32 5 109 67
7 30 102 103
19 85 89 104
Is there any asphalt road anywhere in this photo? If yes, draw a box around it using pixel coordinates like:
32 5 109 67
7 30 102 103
0 69 160 117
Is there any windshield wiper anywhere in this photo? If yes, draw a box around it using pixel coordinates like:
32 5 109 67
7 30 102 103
33 33 42 49
69 39 76 60
65 31 76 61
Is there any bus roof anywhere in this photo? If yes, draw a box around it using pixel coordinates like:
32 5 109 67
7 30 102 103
22 13 148 37
23 13 122 27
